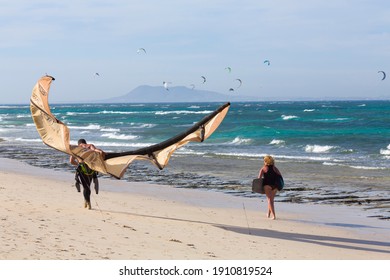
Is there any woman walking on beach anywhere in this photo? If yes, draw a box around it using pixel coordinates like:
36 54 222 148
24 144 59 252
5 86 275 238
258 155 283 220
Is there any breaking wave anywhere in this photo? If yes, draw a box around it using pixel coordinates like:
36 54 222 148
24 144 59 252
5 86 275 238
281 115 298 120
101 132 138 140
269 139 285 145
228 137 252 145
305 144 336 153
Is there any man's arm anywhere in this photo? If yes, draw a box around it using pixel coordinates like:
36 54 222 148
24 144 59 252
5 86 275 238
70 155 79 166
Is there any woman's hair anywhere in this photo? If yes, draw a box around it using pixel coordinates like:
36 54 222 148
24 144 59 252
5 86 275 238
263 155 275 166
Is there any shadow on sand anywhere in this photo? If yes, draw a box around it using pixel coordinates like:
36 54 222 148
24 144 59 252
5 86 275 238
101 208 390 255
216 224 390 255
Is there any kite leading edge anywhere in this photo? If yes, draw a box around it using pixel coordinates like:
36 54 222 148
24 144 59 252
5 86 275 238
30 75 230 179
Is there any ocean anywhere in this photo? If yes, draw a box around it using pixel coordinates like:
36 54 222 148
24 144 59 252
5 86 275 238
1 100 389 219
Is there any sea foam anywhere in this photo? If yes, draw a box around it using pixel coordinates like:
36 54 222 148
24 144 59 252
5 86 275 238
69 124 101 130
269 139 285 145
229 137 252 145
101 132 138 140
281 115 298 120
380 144 390 155
305 144 335 153
155 110 213 115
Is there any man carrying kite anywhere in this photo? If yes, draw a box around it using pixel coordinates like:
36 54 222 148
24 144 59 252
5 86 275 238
70 139 100 209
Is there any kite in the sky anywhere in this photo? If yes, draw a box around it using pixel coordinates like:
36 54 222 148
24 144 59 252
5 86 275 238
163 81 171 90
190 84 195 90
201 76 206 83
137 48 146 54
378 70 386 80
225 67 232 73
30 76 230 179
235 78 242 88
264 60 270 66
94 72 100 77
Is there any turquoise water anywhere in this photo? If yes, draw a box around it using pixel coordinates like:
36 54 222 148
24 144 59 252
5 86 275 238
1 101 389 219
2 100 389 169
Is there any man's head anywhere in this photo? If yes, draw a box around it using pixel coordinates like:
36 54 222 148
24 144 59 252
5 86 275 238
78 139 87 145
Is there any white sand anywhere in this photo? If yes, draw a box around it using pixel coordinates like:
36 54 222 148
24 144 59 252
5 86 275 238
0 158 389 260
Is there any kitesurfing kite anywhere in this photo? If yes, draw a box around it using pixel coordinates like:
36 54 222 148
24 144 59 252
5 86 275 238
235 78 242 88
163 81 171 91
264 60 270 66
225 67 232 73
201 76 206 83
378 70 386 80
30 76 230 179
137 48 146 54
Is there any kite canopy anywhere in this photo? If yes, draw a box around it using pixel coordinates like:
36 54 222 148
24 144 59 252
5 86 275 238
235 78 242 88
30 75 230 179
137 48 146 54
378 70 386 80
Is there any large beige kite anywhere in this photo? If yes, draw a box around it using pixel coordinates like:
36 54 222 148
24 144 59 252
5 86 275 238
30 75 230 179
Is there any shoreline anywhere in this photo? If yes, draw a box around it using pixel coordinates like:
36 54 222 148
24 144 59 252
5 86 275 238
1 158 389 260
1 147 389 221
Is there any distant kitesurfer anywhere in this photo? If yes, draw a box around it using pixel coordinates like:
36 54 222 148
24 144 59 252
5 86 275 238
69 139 101 210
258 155 284 220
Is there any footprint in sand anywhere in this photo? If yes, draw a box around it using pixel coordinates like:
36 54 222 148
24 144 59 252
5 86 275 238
169 239 182 243
205 251 217 258
123 225 136 231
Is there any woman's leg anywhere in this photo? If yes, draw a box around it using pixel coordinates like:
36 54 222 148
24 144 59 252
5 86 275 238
265 185 277 219
269 188 278 219
264 185 273 218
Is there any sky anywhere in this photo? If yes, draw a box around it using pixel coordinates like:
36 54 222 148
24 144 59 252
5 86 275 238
1 0 390 103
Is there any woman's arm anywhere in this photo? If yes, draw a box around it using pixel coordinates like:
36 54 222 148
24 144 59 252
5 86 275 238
258 165 266 178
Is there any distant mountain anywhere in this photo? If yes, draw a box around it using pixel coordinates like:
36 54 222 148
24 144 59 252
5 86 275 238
102 85 261 103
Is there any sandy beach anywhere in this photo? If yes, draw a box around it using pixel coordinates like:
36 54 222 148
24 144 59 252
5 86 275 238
0 158 389 260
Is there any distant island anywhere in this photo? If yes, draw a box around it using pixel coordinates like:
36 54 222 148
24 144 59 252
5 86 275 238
102 85 262 103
